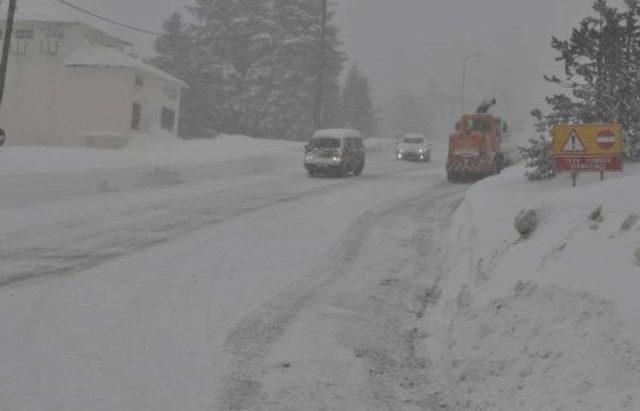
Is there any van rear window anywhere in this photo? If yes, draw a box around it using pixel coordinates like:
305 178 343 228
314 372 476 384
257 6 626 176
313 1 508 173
309 137 340 149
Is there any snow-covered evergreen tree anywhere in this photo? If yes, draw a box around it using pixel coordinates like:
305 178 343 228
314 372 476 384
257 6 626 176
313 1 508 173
152 0 346 140
149 13 191 81
187 0 275 135
247 0 345 140
520 109 556 181
341 64 378 137
244 0 318 139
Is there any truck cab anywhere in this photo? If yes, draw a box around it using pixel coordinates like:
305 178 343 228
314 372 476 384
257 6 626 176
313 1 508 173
447 114 506 182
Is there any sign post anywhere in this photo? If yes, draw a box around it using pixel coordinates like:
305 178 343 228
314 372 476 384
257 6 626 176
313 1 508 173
553 124 623 186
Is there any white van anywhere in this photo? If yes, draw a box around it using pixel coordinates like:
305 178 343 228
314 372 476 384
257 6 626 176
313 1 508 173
304 129 366 177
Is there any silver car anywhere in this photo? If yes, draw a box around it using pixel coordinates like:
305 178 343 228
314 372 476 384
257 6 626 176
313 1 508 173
397 133 431 162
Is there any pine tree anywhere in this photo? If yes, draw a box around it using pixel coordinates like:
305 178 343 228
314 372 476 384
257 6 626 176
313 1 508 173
152 0 346 140
543 0 633 125
519 109 556 181
187 0 274 135
317 3 346 131
243 0 346 140
341 64 377 136
244 0 317 139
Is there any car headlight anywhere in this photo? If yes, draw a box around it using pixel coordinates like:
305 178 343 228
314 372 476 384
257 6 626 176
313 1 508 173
419 148 425 153
332 156 341 162
305 154 314 161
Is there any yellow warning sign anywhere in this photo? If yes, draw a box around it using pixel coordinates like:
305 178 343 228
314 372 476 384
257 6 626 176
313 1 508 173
553 124 622 156
553 124 623 172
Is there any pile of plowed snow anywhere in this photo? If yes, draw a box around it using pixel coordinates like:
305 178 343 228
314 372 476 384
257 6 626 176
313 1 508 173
0 133 301 177
421 164 640 410
0 134 303 206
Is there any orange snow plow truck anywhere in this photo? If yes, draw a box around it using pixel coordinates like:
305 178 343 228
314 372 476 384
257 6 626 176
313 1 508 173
447 99 508 182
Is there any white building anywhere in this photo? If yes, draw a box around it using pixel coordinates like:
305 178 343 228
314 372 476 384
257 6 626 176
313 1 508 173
0 2 187 147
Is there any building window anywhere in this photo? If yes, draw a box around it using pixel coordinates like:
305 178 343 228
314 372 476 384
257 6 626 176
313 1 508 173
15 29 34 40
40 41 60 56
161 107 176 132
131 103 141 130
134 75 144 88
43 26 64 39
11 42 28 57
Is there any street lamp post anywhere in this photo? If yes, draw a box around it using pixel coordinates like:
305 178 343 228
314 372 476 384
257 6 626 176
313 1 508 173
460 54 483 115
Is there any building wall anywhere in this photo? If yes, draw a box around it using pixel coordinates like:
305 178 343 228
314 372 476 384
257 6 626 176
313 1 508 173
55 68 132 146
0 21 68 145
131 71 181 136
0 21 181 147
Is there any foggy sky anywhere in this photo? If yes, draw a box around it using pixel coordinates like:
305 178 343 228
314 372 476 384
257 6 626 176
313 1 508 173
71 0 608 133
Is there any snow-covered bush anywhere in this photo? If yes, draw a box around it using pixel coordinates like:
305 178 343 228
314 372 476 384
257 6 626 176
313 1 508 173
514 209 539 238
589 206 604 222
624 127 640 161
621 214 639 233
520 110 555 181
520 135 555 181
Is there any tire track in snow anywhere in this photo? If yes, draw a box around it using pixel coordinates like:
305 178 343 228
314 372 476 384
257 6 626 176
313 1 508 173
216 206 379 411
338 191 462 411
0 156 430 289
0 170 398 289
215 184 465 410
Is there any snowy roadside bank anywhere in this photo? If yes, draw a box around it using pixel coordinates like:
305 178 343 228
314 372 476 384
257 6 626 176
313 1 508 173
421 165 640 409
0 135 303 207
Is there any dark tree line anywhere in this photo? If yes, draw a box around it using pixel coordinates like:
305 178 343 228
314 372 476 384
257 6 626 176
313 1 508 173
523 0 640 180
149 1 377 140
341 65 377 137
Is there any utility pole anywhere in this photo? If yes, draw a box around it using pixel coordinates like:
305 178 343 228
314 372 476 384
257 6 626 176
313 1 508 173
0 0 17 109
313 0 328 131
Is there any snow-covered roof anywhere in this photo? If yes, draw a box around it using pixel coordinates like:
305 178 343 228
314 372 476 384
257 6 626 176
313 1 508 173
312 129 362 139
403 133 427 139
65 46 188 88
0 0 130 46
1 0 81 24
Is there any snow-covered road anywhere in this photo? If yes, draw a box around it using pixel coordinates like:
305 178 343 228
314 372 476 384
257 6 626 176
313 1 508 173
0 148 465 410
0 147 421 287
217 184 464 410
